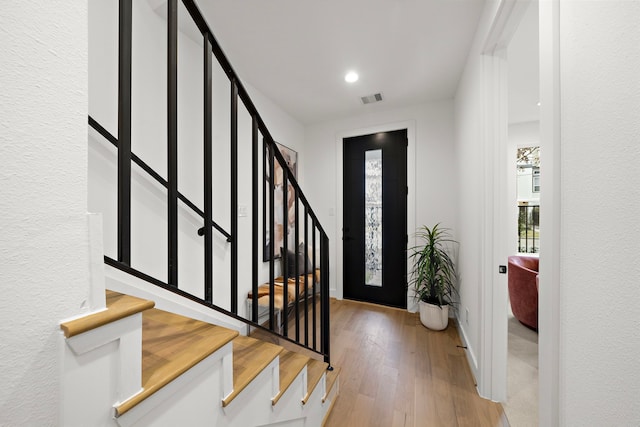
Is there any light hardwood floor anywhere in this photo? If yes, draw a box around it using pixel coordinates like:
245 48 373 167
323 299 509 427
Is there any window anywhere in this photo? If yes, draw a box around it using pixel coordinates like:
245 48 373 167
532 167 540 193
516 147 540 253
364 149 382 286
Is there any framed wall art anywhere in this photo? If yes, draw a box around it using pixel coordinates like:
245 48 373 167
263 142 298 261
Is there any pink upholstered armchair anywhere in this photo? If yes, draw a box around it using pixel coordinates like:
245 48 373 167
507 255 539 331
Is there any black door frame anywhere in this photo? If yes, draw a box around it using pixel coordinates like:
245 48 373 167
335 123 416 310
342 130 407 308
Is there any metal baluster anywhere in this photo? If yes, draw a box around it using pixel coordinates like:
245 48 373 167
293 188 300 342
312 219 317 351
268 143 275 331
282 166 289 338
303 204 309 347
321 233 331 366
230 79 238 313
203 35 213 303
167 0 178 287
118 0 132 265
251 116 259 323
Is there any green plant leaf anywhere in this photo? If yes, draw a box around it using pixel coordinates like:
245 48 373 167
408 223 458 308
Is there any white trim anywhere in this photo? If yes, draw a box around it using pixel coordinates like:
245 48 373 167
480 0 561 420
456 320 479 383
478 0 534 402
334 120 416 309
65 314 144 410
115 343 232 427
538 1 561 425
478 51 508 402
483 1 533 54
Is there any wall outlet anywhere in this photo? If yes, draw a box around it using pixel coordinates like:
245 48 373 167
465 307 469 325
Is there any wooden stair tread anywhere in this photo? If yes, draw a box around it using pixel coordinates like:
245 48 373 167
222 335 283 407
323 367 340 403
304 359 329 404
60 290 155 338
116 308 239 416
272 349 310 405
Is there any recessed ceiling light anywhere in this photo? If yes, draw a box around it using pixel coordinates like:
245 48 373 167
345 71 359 83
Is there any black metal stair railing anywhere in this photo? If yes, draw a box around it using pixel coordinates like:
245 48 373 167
90 0 330 365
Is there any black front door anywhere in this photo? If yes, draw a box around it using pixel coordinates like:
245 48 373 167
343 129 407 308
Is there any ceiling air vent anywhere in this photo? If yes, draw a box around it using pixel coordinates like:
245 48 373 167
360 93 384 105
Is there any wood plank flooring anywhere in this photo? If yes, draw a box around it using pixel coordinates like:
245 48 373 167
323 299 508 427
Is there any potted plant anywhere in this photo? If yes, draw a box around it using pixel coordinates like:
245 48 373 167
409 224 458 330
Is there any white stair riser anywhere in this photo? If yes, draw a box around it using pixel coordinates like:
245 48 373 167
62 313 143 427
116 344 232 427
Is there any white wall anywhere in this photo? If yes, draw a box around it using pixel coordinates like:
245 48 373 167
303 101 457 305
0 2 90 425
88 0 305 319
557 2 640 424
244 81 306 169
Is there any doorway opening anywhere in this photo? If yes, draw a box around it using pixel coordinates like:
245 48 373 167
504 2 540 426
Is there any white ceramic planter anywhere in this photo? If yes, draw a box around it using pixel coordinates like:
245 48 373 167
418 301 449 331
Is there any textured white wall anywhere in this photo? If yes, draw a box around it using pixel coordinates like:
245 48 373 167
559 2 640 424
303 101 457 298
0 1 90 425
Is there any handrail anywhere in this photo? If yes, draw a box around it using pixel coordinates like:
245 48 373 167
103 255 328 357
88 116 232 242
92 0 330 365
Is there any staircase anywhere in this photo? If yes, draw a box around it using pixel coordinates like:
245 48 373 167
71 0 338 423
60 290 339 427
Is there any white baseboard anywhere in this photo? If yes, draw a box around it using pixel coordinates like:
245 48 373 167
455 317 479 388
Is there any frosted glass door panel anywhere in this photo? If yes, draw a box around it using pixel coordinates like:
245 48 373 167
365 149 382 287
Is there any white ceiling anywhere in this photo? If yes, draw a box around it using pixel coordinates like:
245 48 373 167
191 0 487 125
